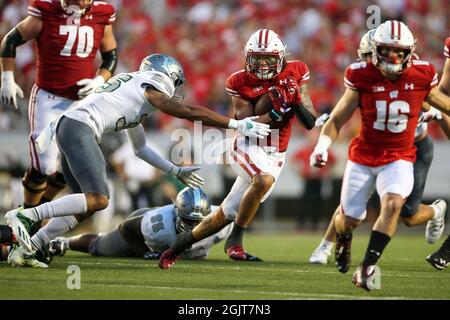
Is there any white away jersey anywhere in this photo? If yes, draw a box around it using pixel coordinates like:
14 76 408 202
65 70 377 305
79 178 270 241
64 70 175 142
140 204 232 259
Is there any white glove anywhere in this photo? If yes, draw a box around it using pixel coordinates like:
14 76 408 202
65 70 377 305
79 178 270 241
228 116 271 139
418 107 442 124
172 165 204 188
76 75 105 99
309 135 332 168
1 71 24 109
315 113 330 127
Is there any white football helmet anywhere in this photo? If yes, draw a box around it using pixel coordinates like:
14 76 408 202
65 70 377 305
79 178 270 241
371 20 416 74
60 0 93 13
244 29 287 80
357 29 376 61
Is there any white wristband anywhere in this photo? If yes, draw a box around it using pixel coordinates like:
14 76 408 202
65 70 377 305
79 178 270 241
314 135 333 152
228 118 238 129
1 71 14 84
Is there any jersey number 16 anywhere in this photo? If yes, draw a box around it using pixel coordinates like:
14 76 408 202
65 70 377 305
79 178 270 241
373 100 410 133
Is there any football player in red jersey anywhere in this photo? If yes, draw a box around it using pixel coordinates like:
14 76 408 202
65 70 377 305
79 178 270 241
0 0 117 211
310 31 450 266
310 21 450 290
158 29 317 269
426 37 450 271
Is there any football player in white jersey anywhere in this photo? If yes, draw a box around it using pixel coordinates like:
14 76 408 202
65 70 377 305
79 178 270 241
47 188 233 261
4 53 271 267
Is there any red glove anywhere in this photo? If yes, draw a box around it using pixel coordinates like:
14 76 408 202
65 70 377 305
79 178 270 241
268 86 290 114
278 76 301 105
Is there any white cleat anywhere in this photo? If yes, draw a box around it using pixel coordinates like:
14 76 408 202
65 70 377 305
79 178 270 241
5 208 33 252
309 246 332 265
426 199 447 244
7 245 48 268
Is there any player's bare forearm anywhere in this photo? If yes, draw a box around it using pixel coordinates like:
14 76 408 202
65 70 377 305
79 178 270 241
427 88 450 114
146 88 230 128
438 59 450 96
0 57 15 72
322 88 359 140
299 84 317 117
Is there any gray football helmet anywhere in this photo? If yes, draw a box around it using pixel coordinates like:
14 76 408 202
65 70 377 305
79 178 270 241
174 187 211 233
139 53 185 102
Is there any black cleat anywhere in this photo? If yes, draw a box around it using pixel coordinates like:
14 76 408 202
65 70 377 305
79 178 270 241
335 233 352 273
426 236 450 271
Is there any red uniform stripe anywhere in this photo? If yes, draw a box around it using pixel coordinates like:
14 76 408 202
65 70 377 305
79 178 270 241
264 29 269 47
258 29 264 48
28 85 41 171
391 21 395 39
232 153 254 178
397 21 401 39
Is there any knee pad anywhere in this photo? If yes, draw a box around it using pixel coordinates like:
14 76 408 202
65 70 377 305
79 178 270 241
22 167 48 193
47 172 67 189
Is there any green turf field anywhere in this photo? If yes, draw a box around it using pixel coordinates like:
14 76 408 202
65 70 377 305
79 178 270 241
1 233 449 300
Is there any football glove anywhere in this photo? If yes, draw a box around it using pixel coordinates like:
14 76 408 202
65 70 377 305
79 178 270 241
268 86 290 113
172 165 204 188
1 71 24 110
278 76 301 105
76 75 105 99
228 116 271 139
315 113 330 127
418 107 442 124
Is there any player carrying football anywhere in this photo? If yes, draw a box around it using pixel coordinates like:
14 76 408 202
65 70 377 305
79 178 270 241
158 29 317 269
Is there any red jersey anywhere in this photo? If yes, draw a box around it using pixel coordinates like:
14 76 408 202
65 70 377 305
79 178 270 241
28 0 115 100
345 60 438 166
444 37 450 58
226 61 310 152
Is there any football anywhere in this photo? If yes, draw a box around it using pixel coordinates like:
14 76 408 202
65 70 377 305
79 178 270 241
254 92 273 116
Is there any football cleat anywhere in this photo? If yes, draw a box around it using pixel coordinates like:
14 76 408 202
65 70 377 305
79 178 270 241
35 243 53 265
226 245 263 262
49 237 68 257
335 233 352 273
5 207 34 252
426 199 446 244
309 246 332 265
352 264 377 291
7 244 48 268
426 235 450 271
158 249 179 269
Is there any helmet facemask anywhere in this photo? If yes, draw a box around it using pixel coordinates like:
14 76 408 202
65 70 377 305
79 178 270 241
173 187 211 233
245 52 284 80
373 44 413 74
60 0 93 14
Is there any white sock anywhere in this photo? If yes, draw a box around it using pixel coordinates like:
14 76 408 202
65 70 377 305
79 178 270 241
22 194 88 222
319 239 334 252
30 216 78 250
431 203 442 219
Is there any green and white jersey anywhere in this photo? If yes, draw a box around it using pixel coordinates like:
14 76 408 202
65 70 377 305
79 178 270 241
140 204 232 260
64 70 175 142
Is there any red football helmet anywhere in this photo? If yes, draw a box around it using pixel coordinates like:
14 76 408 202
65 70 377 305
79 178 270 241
60 0 93 12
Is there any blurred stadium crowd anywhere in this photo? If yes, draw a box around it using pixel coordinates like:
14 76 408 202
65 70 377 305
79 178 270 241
0 0 449 230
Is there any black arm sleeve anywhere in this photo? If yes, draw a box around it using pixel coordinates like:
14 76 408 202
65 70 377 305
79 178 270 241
99 48 118 74
293 102 316 130
0 28 26 58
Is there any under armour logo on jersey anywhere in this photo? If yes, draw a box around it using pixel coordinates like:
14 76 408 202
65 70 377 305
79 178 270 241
84 15 93 20
254 86 264 92
279 79 288 85
389 90 399 99
405 83 415 90
373 86 385 93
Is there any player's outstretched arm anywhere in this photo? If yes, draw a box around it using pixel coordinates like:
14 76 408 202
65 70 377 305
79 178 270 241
293 83 317 130
126 125 204 188
0 16 41 109
310 88 359 168
426 88 450 115
98 25 118 81
438 58 450 96
145 88 271 139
